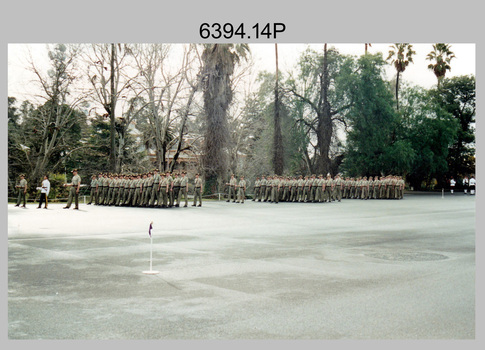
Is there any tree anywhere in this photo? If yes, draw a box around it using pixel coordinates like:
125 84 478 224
340 53 407 176
431 75 476 179
200 43 249 194
84 43 133 172
426 43 455 90
399 85 458 189
129 44 200 172
17 44 87 186
287 45 348 175
386 43 416 110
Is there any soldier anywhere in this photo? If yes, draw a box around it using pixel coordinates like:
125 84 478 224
150 169 161 207
264 176 272 202
101 173 110 205
227 174 237 203
323 174 332 203
259 176 266 202
172 172 181 207
252 177 260 201
87 175 97 205
192 173 203 207
237 175 247 203
166 171 174 207
37 174 50 209
63 169 81 210
15 174 28 208
158 172 169 208
334 174 343 202
95 173 102 205
271 175 280 204
143 172 154 207
179 171 189 207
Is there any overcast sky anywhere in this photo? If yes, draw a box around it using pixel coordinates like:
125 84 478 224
8 43 475 103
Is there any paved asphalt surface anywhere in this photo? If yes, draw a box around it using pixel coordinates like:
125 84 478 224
7 193 476 340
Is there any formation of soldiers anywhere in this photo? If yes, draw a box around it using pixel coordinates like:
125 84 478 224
225 174 248 203
87 169 203 208
250 174 405 203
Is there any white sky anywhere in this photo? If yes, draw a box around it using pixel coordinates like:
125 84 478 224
8 43 475 103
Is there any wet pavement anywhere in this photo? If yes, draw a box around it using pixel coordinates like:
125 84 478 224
7 194 475 339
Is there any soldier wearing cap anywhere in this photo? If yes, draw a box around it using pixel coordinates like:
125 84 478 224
179 171 189 207
192 173 203 207
158 172 169 208
15 174 28 207
64 169 81 210
87 175 97 205
150 169 161 207
226 174 237 203
166 171 174 207
236 175 247 204
252 177 261 201
258 176 266 202
172 172 181 207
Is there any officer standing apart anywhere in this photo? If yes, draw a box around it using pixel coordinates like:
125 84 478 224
37 174 51 209
15 174 28 208
192 173 203 207
64 169 81 210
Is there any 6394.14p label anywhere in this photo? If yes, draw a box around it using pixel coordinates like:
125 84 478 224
199 23 286 40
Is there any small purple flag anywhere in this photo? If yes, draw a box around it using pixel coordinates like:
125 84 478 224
149 222 153 237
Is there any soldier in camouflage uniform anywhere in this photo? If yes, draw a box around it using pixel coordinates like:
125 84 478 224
252 177 260 201
192 173 203 207
259 176 266 202
179 171 189 207
237 175 247 203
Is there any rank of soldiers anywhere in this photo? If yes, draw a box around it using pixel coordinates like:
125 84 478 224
87 170 203 208
247 174 405 203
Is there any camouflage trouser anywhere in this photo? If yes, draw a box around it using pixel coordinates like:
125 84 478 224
264 187 272 201
336 187 342 201
159 188 168 207
88 188 95 204
150 185 160 206
179 187 188 206
259 186 265 201
193 187 202 206
297 187 303 201
315 187 322 202
66 187 79 208
253 187 260 201
271 187 279 203
16 189 26 206
237 188 246 203
228 186 236 202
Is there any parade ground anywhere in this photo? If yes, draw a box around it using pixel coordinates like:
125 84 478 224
7 193 476 340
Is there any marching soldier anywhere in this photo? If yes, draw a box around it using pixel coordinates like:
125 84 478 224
88 175 97 205
237 175 247 203
63 169 81 210
334 174 343 202
259 176 266 202
15 174 28 208
158 172 169 208
166 171 174 207
179 171 189 207
150 169 161 207
253 177 261 201
192 173 203 207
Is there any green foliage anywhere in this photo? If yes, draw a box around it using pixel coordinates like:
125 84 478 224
341 53 402 176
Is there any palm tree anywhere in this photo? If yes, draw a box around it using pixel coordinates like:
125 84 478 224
426 43 455 90
386 43 416 111
200 43 249 193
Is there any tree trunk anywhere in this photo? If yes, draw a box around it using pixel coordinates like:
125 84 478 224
396 71 400 111
109 43 117 172
273 44 284 175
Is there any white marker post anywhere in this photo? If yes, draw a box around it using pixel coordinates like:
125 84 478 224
143 221 159 275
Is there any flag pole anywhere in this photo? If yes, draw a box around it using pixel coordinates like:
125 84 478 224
143 221 159 275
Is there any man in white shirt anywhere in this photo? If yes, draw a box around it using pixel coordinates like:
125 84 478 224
37 175 51 209
469 175 476 195
450 177 456 194
463 176 469 194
